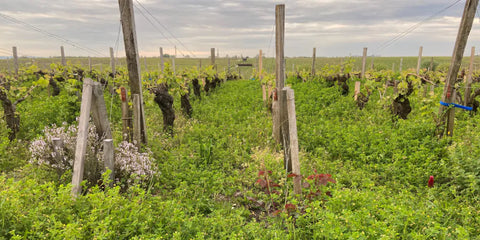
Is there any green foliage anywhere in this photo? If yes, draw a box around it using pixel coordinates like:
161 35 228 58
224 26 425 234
2 60 480 238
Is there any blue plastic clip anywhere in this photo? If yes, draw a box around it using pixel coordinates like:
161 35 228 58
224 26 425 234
440 101 473 111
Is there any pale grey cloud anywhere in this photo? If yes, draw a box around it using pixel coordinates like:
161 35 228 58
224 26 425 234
0 0 477 58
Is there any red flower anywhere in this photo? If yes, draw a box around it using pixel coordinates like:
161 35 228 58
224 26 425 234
428 176 434 188
285 203 297 212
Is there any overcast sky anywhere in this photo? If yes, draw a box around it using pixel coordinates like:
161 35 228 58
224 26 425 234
0 0 479 58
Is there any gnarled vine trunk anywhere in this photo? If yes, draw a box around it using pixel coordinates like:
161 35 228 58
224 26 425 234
192 78 201 99
152 83 175 134
0 91 19 141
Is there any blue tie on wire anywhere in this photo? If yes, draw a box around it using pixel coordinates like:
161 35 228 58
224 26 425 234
439 101 473 111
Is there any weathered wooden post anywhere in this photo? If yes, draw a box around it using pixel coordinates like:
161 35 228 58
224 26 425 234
311 47 316 76
61 46 66 66
91 82 112 139
416 46 423 74
447 89 457 137
159 47 164 72
173 46 176 74
118 0 147 144
361 47 367 79
88 57 92 72
120 87 132 141
12 46 18 76
285 87 301 194
399 58 403 72
465 46 475 104
392 63 395 72
438 0 479 137
110 47 116 76
133 94 141 148
52 138 64 166
273 4 285 147
103 139 115 187
260 49 266 105
354 81 361 101
281 88 291 172
72 78 94 196
211 48 215 66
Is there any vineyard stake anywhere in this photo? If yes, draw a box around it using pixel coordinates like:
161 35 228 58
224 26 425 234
285 87 301 194
447 89 457 137
416 46 423 75
110 47 116 76
173 46 176 74
281 88 291 172
72 78 94 197
354 81 361 101
159 47 164 72
361 47 367 79
103 139 115 187
118 0 147 144
311 47 316 76
120 87 132 142
133 94 141 148
260 49 266 105
211 48 215 66
438 0 478 137
273 4 285 145
60 46 66 66
465 46 475 104
12 46 18 76
88 57 92 72
399 58 403 72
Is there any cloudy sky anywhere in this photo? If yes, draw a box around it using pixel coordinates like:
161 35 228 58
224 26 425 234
0 0 479 58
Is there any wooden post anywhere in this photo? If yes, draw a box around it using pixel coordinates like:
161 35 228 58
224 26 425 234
392 63 395 72
91 82 112 140
399 58 403 72
465 46 475 105
354 81 361 101
447 89 457 137
438 0 479 137
88 57 92 72
227 57 230 74
311 47 316 76
273 4 285 145
52 138 64 166
159 47 164 72
12 46 18 76
133 94 141 148
173 46 176 74
285 87 301 194
118 0 147 144
61 46 66 66
72 78 94 197
120 87 132 141
260 50 266 104
110 47 116 76
211 48 215 66
416 46 423 74
361 47 367 79
281 88 291 172
103 139 115 186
